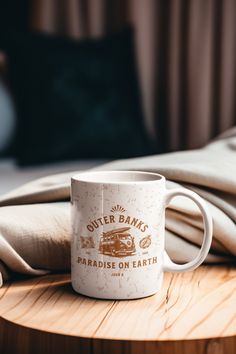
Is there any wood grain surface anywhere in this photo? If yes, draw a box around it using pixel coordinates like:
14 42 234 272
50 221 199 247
0 265 236 354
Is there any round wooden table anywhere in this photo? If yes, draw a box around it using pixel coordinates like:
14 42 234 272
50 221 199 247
0 265 236 354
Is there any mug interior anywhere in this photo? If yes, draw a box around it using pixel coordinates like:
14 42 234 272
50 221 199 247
72 170 164 184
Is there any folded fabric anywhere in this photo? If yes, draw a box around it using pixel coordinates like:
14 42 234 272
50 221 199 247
0 128 236 285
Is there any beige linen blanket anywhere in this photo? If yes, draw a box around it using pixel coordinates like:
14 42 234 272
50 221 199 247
0 128 236 286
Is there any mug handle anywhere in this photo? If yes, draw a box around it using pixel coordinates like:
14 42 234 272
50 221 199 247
163 188 213 272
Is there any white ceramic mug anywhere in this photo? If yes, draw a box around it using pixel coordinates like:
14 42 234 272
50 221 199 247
71 170 212 299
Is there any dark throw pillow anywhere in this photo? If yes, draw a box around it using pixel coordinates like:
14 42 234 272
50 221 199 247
1 28 152 165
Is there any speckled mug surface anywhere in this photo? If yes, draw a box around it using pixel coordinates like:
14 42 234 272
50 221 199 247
71 171 212 299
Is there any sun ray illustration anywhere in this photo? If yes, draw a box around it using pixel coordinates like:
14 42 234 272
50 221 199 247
110 205 126 213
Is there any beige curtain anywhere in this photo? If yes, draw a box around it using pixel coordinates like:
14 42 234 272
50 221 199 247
30 0 236 151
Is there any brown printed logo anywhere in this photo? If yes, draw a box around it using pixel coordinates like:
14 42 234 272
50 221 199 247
80 205 153 259
77 205 158 273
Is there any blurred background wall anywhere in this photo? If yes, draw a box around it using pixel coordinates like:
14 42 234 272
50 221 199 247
1 0 236 152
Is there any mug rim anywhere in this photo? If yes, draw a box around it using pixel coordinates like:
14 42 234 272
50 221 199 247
71 170 165 185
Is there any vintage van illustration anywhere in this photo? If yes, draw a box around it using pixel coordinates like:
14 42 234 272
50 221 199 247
99 227 136 257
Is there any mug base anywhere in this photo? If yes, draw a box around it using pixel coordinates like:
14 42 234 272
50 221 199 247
71 273 163 300
72 285 159 300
